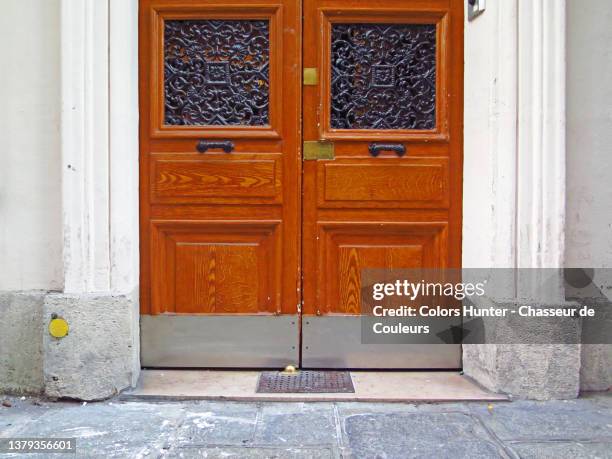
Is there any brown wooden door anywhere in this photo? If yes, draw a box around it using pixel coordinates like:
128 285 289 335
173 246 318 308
139 0 462 368
301 0 463 367
139 0 302 367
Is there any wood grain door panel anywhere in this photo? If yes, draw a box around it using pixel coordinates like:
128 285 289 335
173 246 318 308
140 0 300 317
150 220 281 315
302 0 463 317
318 159 449 207
151 155 282 204
139 0 463 367
316 222 448 315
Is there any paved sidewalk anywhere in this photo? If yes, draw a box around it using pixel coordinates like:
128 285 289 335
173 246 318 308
1 394 611 458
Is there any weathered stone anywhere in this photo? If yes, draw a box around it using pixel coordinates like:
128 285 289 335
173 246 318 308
465 343 582 400
509 442 612 459
254 403 337 446
581 344 612 391
463 298 582 400
471 399 612 441
164 447 335 458
0 291 45 394
0 398 51 437
175 403 258 446
343 412 505 458
1 395 612 457
9 402 184 458
495 344 581 400
42 291 140 401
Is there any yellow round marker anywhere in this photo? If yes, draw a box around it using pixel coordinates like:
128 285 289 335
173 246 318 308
49 318 69 338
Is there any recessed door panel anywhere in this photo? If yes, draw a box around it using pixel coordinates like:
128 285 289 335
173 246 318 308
150 220 281 315
151 155 281 204
302 0 463 368
317 222 448 315
139 0 301 367
319 159 449 207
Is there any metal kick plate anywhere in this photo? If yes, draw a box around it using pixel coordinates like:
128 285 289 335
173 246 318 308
301 316 462 369
257 371 355 393
141 315 299 368
303 140 334 160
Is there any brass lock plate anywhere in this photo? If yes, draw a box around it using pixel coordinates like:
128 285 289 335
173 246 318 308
303 141 334 160
303 68 318 86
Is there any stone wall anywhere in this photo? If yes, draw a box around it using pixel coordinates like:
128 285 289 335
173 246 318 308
0 291 139 400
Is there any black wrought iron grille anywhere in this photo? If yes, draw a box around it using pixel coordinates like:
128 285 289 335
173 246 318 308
330 23 437 130
164 20 270 126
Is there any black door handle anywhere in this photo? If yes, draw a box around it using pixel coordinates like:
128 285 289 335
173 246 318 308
196 139 235 153
368 143 406 157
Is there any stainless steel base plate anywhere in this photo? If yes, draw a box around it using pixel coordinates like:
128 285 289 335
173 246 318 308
256 371 355 393
141 314 299 368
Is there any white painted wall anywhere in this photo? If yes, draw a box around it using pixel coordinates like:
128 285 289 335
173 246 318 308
464 0 567 304
463 0 518 272
0 0 63 291
60 0 140 295
566 0 612 270
567 0 612 393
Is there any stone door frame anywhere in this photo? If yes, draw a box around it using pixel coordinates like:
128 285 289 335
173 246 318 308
49 0 574 400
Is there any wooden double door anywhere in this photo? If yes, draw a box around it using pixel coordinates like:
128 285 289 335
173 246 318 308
139 0 463 368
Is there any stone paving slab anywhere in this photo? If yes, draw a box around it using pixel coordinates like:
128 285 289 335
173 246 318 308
468 399 612 442
163 446 335 458
174 402 259 447
342 412 508 459
253 403 337 447
0 399 52 438
0 394 611 458
508 441 612 459
1 402 185 458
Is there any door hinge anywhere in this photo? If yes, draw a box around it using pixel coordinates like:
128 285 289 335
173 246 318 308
303 68 318 86
303 140 334 160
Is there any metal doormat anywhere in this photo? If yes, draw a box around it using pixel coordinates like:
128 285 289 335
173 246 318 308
256 371 355 393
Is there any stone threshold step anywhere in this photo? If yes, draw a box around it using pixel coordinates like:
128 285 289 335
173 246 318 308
121 370 508 403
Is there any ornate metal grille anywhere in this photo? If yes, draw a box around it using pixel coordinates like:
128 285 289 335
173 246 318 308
257 371 355 393
164 20 270 126
330 23 437 130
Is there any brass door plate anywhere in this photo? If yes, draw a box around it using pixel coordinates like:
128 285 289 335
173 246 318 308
303 68 318 86
303 141 334 160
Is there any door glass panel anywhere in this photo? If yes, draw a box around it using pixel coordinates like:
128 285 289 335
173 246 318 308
164 20 270 126
330 23 436 130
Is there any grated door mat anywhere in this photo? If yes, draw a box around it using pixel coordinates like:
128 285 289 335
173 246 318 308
256 370 355 393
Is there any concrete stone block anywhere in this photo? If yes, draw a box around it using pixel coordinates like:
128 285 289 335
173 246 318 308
42 291 140 401
0 291 45 394
465 343 581 400
463 298 582 400
581 344 612 391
